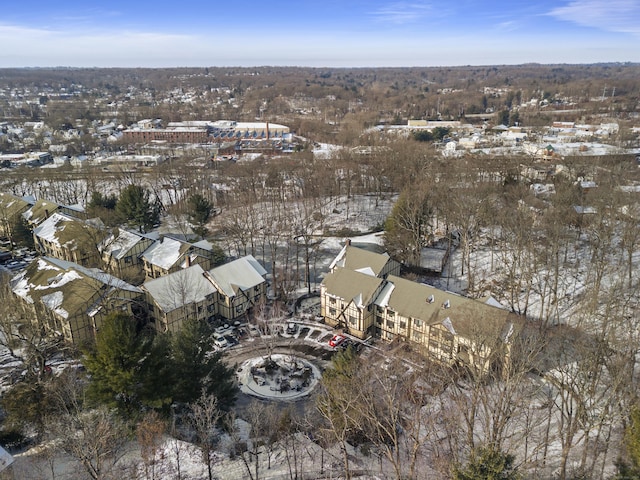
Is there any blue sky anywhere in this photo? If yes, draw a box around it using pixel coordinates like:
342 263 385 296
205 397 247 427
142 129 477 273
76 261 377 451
1 0 639 67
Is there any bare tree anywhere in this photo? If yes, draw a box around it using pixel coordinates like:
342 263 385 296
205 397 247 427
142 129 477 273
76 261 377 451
136 411 166 480
50 406 130 480
188 391 223 480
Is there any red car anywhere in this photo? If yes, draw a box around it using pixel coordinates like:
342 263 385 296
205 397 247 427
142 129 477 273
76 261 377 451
329 334 347 348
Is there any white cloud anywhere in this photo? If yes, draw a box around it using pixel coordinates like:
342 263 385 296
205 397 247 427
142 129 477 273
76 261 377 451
369 2 434 24
548 0 640 35
0 23 210 66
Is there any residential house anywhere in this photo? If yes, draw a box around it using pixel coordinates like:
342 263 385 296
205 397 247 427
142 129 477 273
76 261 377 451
321 245 518 373
143 264 218 334
141 236 218 279
11 257 143 345
99 229 154 282
321 267 385 338
205 255 267 321
33 212 106 268
0 192 31 239
374 275 517 373
328 240 401 278
23 198 61 226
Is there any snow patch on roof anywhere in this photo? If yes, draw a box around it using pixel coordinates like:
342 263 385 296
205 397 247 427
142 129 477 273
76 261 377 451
37 258 60 271
11 273 33 303
34 270 82 291
102 230 144 259
40 291 68 319
375 282 395 308
442 317 456 335
33 213 72 247
354 266 375 276
207 255 266 298
142 237 184 270
144 264 216 313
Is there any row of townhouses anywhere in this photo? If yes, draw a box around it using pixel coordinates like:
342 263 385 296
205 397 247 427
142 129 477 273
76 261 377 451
3 190 517 372
320 241 519 373
1 192 268 345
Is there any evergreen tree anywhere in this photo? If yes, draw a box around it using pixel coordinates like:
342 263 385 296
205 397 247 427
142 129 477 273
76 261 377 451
1 381 47 436
171 318 237 409
10 215 34 249
87 191 120 227
384 185 433 265
116 184 159 233
84 313 172 417
453 444 520 480
88 191 118 211
614 406 640 479
188 193 213 233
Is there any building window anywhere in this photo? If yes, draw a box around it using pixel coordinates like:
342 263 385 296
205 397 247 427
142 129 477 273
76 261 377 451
386 319 395 329
412 331 422 342
387 309 395 317
124 256 132 264
329 308 336 316
207 304 215 313
400 320 406 330
330 297 336 305
348 315 357 325
414 318 422 328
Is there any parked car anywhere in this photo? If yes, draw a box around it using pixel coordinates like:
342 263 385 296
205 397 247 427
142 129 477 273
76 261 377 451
213 335 229 349
286 322 298 335
248 324 260 337
224 335 238 346
329 334 347 348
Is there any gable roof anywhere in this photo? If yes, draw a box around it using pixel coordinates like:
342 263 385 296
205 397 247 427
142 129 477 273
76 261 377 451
44 257 142 294
206 255 266 298
23 199 61 225
0 193 31 221
141 237 190 270
99 229 150 260
376 275 514 340
329 245 392 277
33 212 105 251
322 267 384 309
11 257 141 320
143 264 216 313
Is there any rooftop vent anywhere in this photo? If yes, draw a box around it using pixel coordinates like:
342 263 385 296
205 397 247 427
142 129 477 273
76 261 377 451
427 295 435 304
442 299 450 309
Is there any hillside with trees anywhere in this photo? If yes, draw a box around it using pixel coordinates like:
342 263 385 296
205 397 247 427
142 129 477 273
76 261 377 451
0 64 639 479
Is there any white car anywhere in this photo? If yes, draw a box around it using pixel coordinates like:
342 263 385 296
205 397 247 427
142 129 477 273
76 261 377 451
286 322 298 334
213 335 229 349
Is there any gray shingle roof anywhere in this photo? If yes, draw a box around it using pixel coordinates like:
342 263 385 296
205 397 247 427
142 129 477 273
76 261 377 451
206 255 266 298
143 264 216 313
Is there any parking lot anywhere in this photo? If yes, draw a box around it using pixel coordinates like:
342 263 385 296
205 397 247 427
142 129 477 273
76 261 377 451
0 239 36 274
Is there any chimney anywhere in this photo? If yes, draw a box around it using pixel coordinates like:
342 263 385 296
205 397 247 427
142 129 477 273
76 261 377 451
345 238 351 246
266 121 270 140
185 254 191 268
44 209 49 219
